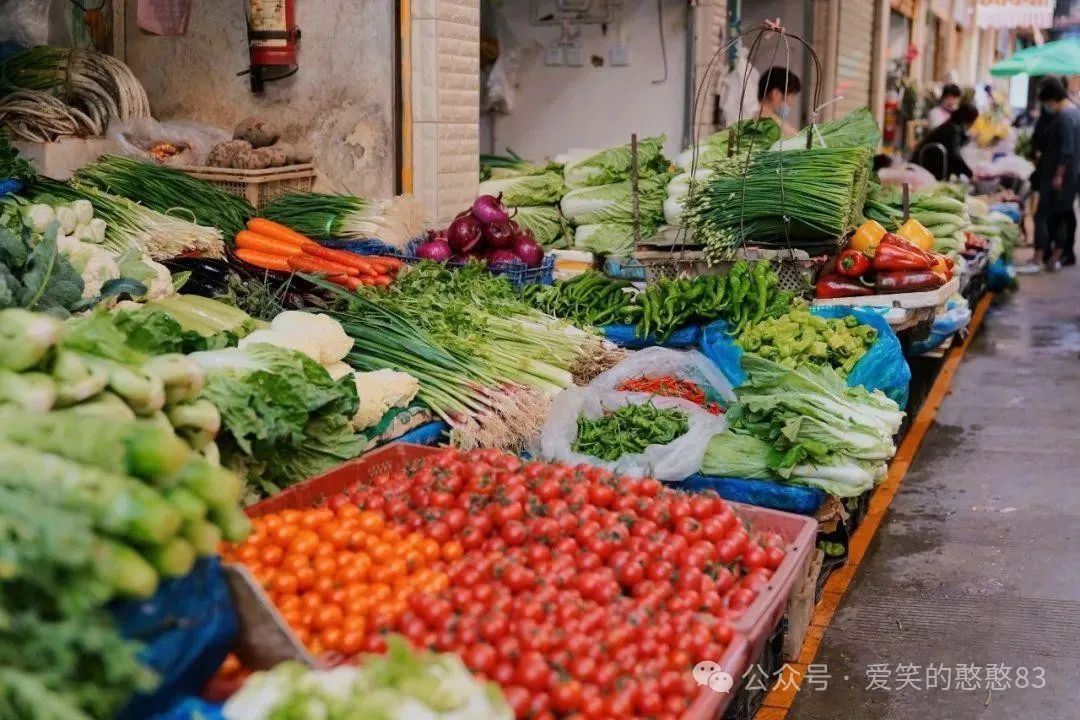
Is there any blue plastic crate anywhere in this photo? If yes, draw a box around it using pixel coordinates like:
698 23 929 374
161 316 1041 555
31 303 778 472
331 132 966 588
392 420 449 446
333 239 555 288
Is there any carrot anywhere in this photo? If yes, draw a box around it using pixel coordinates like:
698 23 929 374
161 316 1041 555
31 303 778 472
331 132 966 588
300 242 377 275
235 230 303 257
338 276 365 291
287 254 359 277
247 218 311 247
369 275 393 287
371 256 403 270
235 248 292 272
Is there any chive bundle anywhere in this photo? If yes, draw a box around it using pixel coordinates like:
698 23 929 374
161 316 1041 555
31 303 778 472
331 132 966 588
261 192 426 250
74 156 253 238
684 147 871 262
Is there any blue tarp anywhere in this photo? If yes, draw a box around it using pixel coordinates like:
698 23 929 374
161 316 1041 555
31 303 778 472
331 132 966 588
394 420 449 446
150 698 225 720
699 306 912 408
602 323 700 349
111 558 238 720
680 474 827 515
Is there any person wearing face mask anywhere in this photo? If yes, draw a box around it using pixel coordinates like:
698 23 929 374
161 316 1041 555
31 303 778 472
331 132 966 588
757 66 801 138
927 84 962 130
911 102 978 181
1028 77 1079 270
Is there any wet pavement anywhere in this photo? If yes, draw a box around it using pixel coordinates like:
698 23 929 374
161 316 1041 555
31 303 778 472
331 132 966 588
788 271 1080 720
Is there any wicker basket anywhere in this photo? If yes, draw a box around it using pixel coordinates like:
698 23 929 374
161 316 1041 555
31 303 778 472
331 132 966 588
172 163 316 211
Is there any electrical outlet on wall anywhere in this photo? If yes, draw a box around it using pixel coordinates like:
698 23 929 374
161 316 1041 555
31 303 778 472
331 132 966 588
563 41 583 67
546 43 564 66
609 44 629 66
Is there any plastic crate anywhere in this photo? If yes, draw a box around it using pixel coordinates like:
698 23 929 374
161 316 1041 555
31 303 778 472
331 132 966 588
721 622 786 720
725 504 819 649
335 240 555 288
683 635 752 720
172 164 316 211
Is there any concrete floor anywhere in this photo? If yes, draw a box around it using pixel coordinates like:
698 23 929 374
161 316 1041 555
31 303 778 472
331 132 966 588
788 271 1080 720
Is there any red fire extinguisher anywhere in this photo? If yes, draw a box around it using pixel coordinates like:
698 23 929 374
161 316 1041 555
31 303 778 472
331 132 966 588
244 0 300 93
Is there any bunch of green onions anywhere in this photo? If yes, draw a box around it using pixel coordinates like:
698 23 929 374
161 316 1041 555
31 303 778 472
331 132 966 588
74 156 253 238
261 192 426 250
31 179 225 259
684 147 871 262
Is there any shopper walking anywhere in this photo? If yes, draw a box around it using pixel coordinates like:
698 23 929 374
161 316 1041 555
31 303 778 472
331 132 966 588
911 102 978 181
757 67 801 138
1031 78 1079 271
927 83 963 130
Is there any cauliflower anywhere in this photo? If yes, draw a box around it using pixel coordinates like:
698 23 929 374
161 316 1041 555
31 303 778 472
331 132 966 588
323 361 353 381
350 369 420 430
64 242 119 298
269 310 353 364
238 328 322 362
141 255 175 300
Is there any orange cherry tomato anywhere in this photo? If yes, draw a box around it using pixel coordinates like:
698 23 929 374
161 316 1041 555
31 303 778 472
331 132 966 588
442 541 464 562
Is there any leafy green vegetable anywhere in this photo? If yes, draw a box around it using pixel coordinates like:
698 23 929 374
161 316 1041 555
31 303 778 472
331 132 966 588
560 174 669 227
477 173 565 206
563 136 667 188
736 307 877 376
700 431 776 480
771 107 881 152
674 119 780 170
573 221 650 257
510 205 570 248
3 223 84 315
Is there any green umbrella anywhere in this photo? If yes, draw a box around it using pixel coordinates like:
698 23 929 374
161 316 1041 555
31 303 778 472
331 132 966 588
990 38 1080 77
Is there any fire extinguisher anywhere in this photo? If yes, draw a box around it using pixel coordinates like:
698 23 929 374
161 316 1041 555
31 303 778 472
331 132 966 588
244 0 300 93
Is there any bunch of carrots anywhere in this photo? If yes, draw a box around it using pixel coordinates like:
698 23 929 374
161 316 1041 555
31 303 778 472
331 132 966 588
616 375 725 415
233 218 403 290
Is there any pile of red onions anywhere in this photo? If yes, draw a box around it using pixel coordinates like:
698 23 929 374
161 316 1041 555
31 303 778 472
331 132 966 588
414 195 545 268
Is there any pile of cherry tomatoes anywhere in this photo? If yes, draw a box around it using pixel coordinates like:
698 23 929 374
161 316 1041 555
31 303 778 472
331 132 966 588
225 448 788 720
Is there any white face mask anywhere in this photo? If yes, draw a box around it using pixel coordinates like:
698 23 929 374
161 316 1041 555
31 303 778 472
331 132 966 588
777 103 791 120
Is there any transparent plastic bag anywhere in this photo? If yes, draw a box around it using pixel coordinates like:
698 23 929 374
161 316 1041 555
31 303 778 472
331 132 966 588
589 346 736 403
108 118 231 166
537 387 727 482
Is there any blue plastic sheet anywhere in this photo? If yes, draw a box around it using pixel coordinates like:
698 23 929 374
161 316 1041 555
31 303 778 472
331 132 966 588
394 420 449 446
909 297 972 355
700 306 912 408
150 698 225 720
0 178 22 197
111 558 239 720
679 474 827 516
602 323 700 349
987 258 1013 290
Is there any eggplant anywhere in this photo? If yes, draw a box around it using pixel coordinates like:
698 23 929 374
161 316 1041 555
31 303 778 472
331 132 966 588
163 258 231 297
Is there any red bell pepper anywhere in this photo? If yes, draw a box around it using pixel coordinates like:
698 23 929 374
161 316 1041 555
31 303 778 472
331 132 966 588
876 270 946 293
837 249 871 278
816 274 876 299
872 233 933 272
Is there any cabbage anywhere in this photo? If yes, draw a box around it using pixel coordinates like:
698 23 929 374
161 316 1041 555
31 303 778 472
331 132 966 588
573 222 638 257
563 136 667 188
510 205 569 248
477 172 565 206
560 174 668 226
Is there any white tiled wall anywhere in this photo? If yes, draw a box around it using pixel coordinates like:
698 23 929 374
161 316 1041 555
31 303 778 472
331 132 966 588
412 0 480 223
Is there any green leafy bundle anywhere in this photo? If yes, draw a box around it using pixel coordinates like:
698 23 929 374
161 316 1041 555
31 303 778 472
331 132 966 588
562 135 668 189
0 223 83 315
707 354 904 497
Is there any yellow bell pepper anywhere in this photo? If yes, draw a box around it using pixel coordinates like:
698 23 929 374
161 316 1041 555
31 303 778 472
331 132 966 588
850 220 887 253
898 218 935 252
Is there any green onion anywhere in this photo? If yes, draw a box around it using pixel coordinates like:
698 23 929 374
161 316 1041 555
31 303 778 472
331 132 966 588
74 155 253 238
260 192 425 249
684 146 871 262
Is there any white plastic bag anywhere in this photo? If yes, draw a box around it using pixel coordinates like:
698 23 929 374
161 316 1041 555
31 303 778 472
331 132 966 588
717 41 760 127
537 387 727 482
589 347 736 403
0 0 52 46
877 163 938 191
107 118 231 166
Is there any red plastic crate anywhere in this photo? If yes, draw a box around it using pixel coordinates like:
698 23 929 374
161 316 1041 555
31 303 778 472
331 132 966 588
726 504 819 650
246 443 443 517
682 634 751 720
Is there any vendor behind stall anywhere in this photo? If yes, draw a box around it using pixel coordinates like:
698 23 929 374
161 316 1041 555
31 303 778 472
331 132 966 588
911 102 979 181
927 84 962 130
757 66 801 138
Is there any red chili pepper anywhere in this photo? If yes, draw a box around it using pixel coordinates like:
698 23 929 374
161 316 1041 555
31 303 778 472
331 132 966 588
815 274 876 299
872 233 934 272
875 270 946 293
837 249 871 278
617 376 724 414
